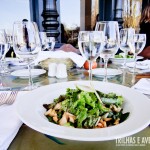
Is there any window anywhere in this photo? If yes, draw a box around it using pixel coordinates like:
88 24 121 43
0 0 30 31
60 0 80 46
60 0 80 29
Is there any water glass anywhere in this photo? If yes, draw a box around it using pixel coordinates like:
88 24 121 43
39 32 49 50
129 34 146 73
78 31 105 80
0 29 10 74
95 21 120 81
13 21 41 90
120 28 135 68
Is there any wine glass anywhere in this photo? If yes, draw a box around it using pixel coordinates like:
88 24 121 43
78 31 105 80
0 29 11 90
120 28 135 68
39 32 55 51
129 34 146 73
0 29 10 74
95 21 120 81
13 21 41 90
47 37 55 51
39 32 49 51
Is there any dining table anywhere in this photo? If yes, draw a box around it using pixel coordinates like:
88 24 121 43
1 58 150 150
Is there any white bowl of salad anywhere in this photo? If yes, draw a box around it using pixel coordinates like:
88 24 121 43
110 53 143 64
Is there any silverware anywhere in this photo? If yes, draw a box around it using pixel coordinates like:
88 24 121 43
5 91 18 105
0 92 8 105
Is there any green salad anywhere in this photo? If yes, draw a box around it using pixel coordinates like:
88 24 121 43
115 54 134 58
43 85 129 129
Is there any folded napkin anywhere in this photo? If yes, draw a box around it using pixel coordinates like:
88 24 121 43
56 44 80 54
35 50 86 68
132 78 150 95
0 91 27 150
126 60 150 70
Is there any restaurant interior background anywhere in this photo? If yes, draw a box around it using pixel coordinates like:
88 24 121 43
1 0 149 50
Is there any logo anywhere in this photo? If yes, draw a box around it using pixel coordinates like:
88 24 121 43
116 137 150 146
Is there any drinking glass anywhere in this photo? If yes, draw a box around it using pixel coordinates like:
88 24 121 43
120 28 135 68
0 29 10 74
39 32 55 51
129 34 146 73
13 21 41 90
0 29 11 90
47 37 55 51
39 32 49 50
95 21 120 81
78 31 105 80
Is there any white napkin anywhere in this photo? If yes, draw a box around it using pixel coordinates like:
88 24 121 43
126 60 150 70
0 91 27 150
35 50 86 68
132 78 150 95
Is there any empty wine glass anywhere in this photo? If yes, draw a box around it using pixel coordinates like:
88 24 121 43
129 33 146 73
0 29 11 90
120 28 135 68
78 31 105 80
0 29 10 74
13 21 41 90
39 32 49 50
47 37 55 51
39 32 55 51
95 21 120 81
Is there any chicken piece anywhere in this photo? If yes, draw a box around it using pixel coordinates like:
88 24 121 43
114 118 120 125
100 119 107 128
53 116 58 123
97 123 103 128
104 118 112 122
110 105 121 112
66 112 76 123
44 109 57 117
54 103 61 110
59 112 76 125
59 112 68 125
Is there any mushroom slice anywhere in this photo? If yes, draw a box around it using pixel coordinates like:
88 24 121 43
59 112 68 125
44 109 57 117
66 112 76 123
110 105 121 112
53 116 58 123
54 102 61 110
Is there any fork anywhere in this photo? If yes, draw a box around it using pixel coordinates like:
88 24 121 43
0 92 8 105
5 91 18 105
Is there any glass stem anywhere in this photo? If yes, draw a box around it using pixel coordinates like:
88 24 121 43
123 50 127 67
104 58 108 82
122 69 126 85
0 75 3 89
0 59 5 73
133 53 137 73
27 63 33 90
88 60 93 81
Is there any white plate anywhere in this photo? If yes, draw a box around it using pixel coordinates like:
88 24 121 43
92 68 122 78
11 69 46 78
110 56 143 64
15 81 150 141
